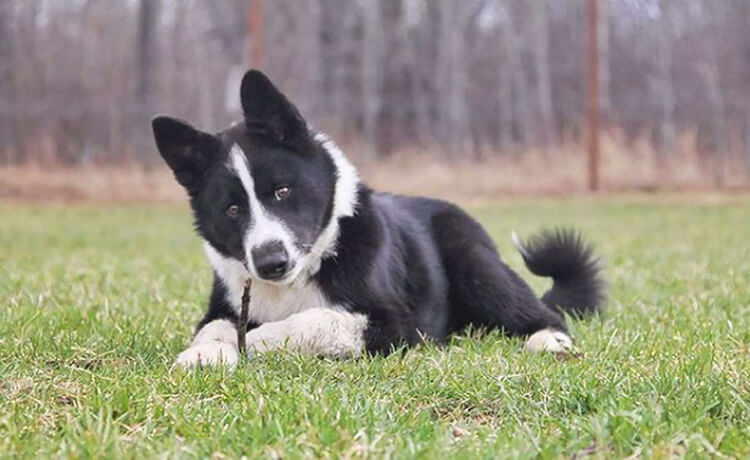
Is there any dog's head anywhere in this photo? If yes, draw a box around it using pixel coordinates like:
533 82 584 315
152 70 358 285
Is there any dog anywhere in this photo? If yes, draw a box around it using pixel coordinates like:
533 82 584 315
151 69 605 367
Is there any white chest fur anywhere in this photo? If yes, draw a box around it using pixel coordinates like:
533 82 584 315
247 280 331 323
204 241 335 323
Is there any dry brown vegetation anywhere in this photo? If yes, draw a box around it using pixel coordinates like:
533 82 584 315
1 132 748 204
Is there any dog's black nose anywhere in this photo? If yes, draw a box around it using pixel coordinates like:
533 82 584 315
251 242 290 280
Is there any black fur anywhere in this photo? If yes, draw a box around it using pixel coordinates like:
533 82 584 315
314 192 601 353
152 69 606 355
516 229 605 318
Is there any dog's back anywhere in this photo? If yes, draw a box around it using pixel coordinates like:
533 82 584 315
316 189 604 353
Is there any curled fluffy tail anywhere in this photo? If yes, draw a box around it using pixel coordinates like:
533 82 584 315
512 228 605 317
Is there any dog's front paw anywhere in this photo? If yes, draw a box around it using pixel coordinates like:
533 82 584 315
175 342 239 368
244 323 288 354
525 328 573 353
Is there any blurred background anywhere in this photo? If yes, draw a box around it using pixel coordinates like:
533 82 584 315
1 0 749 199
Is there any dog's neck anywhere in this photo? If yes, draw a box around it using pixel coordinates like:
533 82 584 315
306 131 360 262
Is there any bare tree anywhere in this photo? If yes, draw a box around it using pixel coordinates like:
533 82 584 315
744 1 750 173
532 0 556 145
501 0 532 148
598 0 611 118
697 3 728 186
0 0 14 162
361 0 382 159
135 0 160 161
0 0 748 178
404 0 433 147
436 0 470 157
292 0 322 118
654 0 676 151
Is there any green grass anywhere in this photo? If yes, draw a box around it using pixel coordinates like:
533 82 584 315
1 198 749 459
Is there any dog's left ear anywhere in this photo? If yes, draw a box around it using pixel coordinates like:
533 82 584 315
240 69 307 143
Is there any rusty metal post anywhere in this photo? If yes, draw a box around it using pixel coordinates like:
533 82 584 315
248 0 264 69
587 0 600 191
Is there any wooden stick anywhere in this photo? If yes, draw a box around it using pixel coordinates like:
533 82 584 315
238 279 251 357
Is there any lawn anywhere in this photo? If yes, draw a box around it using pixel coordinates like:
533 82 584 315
1 197 749 459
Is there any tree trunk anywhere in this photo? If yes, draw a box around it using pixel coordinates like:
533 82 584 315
169 0 187 114
135 0 159 161
698 2 727 187
136 0 158 110
744 2 750 175
532 0 556 145
0 0 14 163
502 1 532 149
293 0 322 118
498 57 514 151
656 0 676 152
361 0 382 160
598 0 611 119
437 0 471 158
406 19 430 147
698 63 726 187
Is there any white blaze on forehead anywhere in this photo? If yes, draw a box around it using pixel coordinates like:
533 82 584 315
227 144 300 279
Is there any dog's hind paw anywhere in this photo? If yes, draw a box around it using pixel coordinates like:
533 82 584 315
525 328 573 353
175 342 239 368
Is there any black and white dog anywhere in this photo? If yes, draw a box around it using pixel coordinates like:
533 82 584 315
152 70 604 367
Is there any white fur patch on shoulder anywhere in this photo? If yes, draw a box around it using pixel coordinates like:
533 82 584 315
244 307 368 358
248 278 331 323
525 328 573 353
313 131 359 219
203 239 338 323
299 131 360 275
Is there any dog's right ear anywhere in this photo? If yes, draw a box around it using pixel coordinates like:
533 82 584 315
152 116 220 193
240 69 307 143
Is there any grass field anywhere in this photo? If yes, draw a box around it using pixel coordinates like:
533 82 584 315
1 198 749 459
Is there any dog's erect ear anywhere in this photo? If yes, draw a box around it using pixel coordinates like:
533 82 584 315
152 116 220 193
240 69 307 143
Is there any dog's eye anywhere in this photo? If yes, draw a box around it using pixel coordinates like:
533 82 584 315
274 186 291 201
225 204 241 218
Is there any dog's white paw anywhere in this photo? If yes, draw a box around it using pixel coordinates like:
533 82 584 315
244 323 288 354
525 328 573 353
175 342 239 368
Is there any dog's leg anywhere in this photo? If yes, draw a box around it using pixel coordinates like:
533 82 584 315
244 308 368 357
175 319 240 367
430 204 577 354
